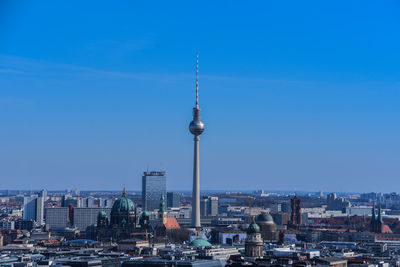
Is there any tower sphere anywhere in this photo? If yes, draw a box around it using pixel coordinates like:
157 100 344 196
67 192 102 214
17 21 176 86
189 119 204 136
189 107 204 136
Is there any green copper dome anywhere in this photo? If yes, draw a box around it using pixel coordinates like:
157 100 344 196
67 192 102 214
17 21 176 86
112 186 135 212
189 238 211 247
247 222 260 234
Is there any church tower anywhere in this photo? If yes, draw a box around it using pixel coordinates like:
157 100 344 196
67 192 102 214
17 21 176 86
158 193 167 225
245 219 263 258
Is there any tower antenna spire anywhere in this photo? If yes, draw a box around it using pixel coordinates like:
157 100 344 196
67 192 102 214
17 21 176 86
196 52 199 108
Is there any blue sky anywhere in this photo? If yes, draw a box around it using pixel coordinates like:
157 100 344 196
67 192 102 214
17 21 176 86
0 1 400 192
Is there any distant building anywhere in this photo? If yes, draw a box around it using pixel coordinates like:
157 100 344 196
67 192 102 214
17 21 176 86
39 189 47 201
46 206 112 231
73 189 80 196
14 220 34 231
45 207 70 229
290 196 301 226
269 203 282 212
0 220 14 230
200 196 218 217
99 198 113 208
256 212 278 241
61 196 79 208
80 197 96 208
281 202 291 213
23 195 44 225
271 212 290 225
345 206 373 216
142 171 167 211
217 230 247 245
74 207 111 231
218 204 230 215
360 192 377 202
167 192 181 208
327 193 350 211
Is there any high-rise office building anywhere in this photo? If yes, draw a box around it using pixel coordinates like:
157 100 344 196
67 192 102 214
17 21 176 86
327 193 350 211
80 197 95 208
39 189 47 201
23 195 44 225
45 207 70 229
189 52 205 228
290 196 301 226
167 192 181 208
98 198 113 208
142 171 167 211
200 196 218 217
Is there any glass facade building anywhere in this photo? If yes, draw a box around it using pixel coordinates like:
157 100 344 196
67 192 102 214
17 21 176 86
23 195 44 225
200 196 219 216
167 192 181 208
142 171 167 211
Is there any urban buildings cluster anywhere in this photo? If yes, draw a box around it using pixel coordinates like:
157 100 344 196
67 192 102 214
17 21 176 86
2 188 400 266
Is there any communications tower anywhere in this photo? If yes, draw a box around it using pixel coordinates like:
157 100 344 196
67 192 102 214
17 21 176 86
189 52 205 228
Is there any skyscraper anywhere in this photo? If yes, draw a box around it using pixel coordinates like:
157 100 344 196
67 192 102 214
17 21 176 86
189 52 205 228
23 195 44 225
200 196 218 217
142 171 167 211
39 189 47 201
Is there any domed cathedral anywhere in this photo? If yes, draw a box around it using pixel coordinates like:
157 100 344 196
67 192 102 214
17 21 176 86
245 220 263 258
110 186 137 227
256 212 278 241
109 186 137 239
95 186 138 241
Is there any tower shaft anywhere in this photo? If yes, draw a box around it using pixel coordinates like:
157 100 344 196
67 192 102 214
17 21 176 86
189 52 204 229
192 135 201 228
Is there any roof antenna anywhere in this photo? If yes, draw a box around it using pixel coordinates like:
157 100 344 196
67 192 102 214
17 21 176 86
196 52 199 108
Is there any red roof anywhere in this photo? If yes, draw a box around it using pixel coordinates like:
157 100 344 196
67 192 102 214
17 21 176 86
165 218 180 229
382 225 393 234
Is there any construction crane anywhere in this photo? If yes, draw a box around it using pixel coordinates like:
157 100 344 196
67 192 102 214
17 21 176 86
230 195 255 224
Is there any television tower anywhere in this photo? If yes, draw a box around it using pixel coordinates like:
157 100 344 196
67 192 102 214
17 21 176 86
189 52 205 228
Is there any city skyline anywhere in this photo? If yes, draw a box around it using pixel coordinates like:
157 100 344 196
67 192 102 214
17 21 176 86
1 1 400 192
2 2 400 266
